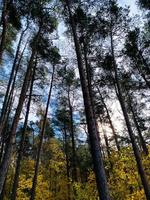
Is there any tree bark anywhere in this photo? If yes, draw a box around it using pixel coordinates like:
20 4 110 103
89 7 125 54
68 91 77 182
10 59 36 200
30 65 55 200
63 125 71 200
97 86 120 151
0 0 8 61
0 175 7 200
110 30 150 200
83 41 101 144
128 96 148 155
136 63 150 89
99 116 113 170
0 28 28 137
65 1 110 199
0 46 36 194
0 91 15 164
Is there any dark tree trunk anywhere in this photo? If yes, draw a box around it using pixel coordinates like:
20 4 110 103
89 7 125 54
0 0 8 61
0 92 15 164
97 86 120 151
30 65 55 200
10 60 36 200
64 125 71 200
0 44 27 149
137 50 150 77
65 1 110 199
82 41 92 94
136 64 150 89
83 41 101 144
0 28 28 137
110 31 150 200
0 176 7 200
3 39 28 125
68 91 77 182
99 119 111 159
99 116 113 171
128 97 148 155
0 48 36 194
0 137 5 163
0 25 41 194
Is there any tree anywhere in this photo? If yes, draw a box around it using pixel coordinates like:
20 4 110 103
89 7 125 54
30 47 60 200
63 0 111 199
0 0 21 61
101 1 150 198
0 0 58 194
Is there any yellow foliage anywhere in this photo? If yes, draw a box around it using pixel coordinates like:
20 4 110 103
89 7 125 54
73 172 99 200
17 174 53 200
4 142 150 200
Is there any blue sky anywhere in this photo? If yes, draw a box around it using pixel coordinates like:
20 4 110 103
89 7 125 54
118 0 139 14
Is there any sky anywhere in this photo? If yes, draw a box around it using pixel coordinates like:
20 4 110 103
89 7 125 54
40 0 142 139
57 0 140 54
118 0 138 14
0 0 142 138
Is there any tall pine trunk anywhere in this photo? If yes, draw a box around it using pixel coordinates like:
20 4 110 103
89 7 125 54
128 96 148 155
0 0 8 61
136 64 150 89
0 42 27 154
0 49 36 194
135 50 150 88
30 65 55 200
68 91 77 182
0 93 14 164
97 86 120 151
65 1 110 199
64 125 71 200
0 26 41 194
0 28 28 137
99 116 113 171
110 31 150 200
10 60 36 200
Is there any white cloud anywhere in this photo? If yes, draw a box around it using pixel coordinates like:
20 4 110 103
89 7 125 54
118 0 139 15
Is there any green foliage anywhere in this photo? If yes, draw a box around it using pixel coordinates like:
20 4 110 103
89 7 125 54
1 25 17 57
8 3 22 30
102 54 114 71
30 34 60 64
4 136 150 200
138 0 150 9
73 172 98 200
1 0 150 200
124 28 140 57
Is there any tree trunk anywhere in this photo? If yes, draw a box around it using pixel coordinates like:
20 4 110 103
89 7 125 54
64 125 71 200
0 137 5 163
0 91 15 164
30 65 55 200
10 59 36 200
0 28 28 137
83 41 102 146
3 39 28 126
128 96 148 155
99 116 113 171
97 86 120 151
0 0 8 61
68 91 77 182
99 117 111 159
110 31 150 200
136 63 150 89
0 25 41 194
0 175 7 200
0 48 36 194
65 1 110 199
0 43 27 149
